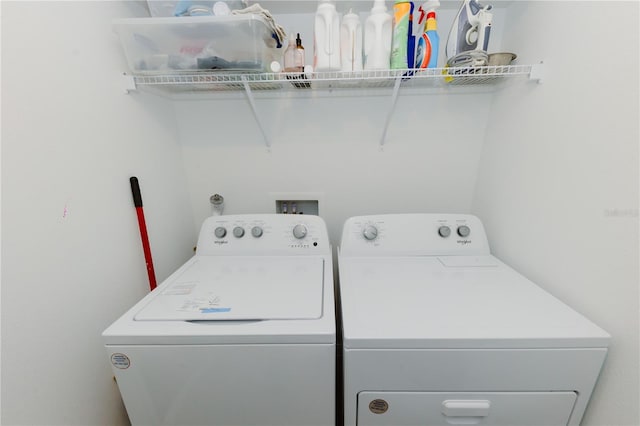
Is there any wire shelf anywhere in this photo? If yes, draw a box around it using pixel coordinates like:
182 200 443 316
130 64 534 93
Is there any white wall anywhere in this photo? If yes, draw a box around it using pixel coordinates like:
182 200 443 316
1 2 196 424
472 2 639 425
2 1 638 425
175 5 509 243
176 89 493 243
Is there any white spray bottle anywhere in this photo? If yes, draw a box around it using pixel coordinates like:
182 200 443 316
364 0 392 70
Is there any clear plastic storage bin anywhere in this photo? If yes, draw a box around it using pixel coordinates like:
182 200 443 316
146 1 248 18
113 15 281 74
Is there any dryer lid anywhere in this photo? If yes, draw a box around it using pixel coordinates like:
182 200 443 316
339 256 610 349
135 256 324 321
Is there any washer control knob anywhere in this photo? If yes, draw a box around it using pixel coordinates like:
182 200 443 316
438 226 451 238
214 227 227 238
251 226 263 238
233 226 245 238
457 225 471 237
292 224 307 239
362 225 378 241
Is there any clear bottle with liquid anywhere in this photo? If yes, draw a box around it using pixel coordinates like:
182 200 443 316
285 33 306 72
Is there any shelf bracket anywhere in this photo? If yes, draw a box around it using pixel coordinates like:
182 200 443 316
380 77 402 149
241 76 272 151
530 61 545 84
122 73 137 94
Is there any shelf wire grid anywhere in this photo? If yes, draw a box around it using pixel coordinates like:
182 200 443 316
131 64 533 93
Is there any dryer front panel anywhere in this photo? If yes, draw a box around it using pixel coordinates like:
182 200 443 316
357 391 577 426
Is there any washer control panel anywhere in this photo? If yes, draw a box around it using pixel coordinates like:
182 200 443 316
340 214 490 256
197 214 329 255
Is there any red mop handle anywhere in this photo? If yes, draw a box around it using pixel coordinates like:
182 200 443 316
130 177 157 291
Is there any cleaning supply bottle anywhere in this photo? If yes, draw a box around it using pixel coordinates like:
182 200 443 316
314 0 341 72
340 9 363 72
416 10 439 68
390 0 413 69
364 0 392 70
424 11 439 67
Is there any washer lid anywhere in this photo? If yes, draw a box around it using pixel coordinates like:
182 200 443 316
135 256 324 321
339 256 610 349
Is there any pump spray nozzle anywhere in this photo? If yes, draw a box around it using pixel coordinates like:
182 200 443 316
416 0 440 33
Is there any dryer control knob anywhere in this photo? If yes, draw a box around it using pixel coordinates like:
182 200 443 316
362 225 378 241
214 227 227 238
457 225 471 237
251 226 263 238
438 226 451 238
233 226 245 238
293 224 307 239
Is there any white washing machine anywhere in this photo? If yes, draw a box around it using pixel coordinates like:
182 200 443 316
338 214 609 426
103 214 335 426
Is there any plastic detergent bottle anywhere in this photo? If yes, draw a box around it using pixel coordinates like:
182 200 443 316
391 0 413 69
340 9 363 72
364 0 392 70
416 10 439 68
314 0 341 72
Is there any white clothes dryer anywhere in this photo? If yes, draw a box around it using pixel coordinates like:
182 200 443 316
338 214 609 426
103 214 335 426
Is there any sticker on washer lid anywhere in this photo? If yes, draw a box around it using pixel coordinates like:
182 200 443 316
369 399 389 414
178 295 224 313
200 307 231 313
111 353 130 369
163 282 197 295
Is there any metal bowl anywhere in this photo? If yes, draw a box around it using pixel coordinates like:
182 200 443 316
488 52 517 66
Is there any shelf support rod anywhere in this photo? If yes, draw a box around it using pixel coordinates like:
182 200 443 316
241 76 272 150
380 77 402 149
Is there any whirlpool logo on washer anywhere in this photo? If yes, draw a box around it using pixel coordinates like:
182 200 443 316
214 240 228 245
457 239 472 245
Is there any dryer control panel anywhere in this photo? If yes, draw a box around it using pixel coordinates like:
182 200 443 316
339 214 490 256
197 214 330 256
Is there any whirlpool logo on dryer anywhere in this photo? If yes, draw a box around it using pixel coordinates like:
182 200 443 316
457 239 472 245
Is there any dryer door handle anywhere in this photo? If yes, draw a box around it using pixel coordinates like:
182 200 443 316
441 400 491 417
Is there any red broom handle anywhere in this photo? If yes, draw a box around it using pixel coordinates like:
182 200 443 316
130 177 157 291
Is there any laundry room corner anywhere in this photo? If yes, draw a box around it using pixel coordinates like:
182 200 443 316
1 0 639 425
1 1 196 425
471 2 640 425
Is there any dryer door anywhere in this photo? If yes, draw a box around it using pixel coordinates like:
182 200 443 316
357 391 577 426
